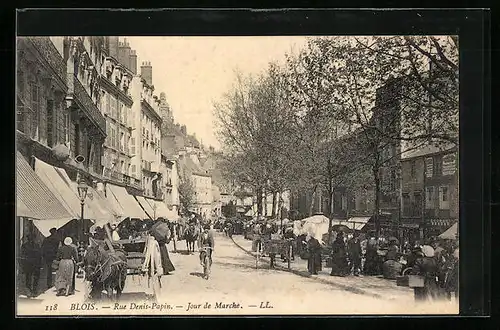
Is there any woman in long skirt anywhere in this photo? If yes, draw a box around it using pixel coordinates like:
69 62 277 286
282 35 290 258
55 237 78 296
306 234 322 275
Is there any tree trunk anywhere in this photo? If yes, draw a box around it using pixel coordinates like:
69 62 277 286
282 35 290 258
271 191 278 218
373 165 381 237
308 185 318 217
256 186 263 216
264 188 268 217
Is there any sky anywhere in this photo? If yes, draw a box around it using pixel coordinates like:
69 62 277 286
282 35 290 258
126 36 309 150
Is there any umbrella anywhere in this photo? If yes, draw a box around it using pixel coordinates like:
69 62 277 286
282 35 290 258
331 224 351 233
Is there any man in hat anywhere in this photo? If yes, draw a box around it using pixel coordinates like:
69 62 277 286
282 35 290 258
348 232 362 276
41 228 61 288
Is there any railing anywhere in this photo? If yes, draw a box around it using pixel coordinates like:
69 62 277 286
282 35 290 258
28 37 66 85
74 79 107 134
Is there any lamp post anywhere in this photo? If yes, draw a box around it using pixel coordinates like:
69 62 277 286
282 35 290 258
77 178 89 243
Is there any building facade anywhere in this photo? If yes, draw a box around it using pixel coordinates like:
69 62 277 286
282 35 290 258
129 62 163 200
98 37 141 191
17 36 107 179
400 144 458 240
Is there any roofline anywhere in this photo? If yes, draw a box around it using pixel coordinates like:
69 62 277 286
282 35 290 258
401 145 457 161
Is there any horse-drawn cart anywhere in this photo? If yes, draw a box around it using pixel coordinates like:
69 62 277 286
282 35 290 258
116 237 147 275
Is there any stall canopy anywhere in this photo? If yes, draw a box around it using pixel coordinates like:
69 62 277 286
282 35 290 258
347 216 371 231
107 184 146 219
439 222 458 240
16 152 72 227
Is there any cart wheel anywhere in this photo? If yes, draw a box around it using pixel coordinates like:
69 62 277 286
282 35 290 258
402 267 413 276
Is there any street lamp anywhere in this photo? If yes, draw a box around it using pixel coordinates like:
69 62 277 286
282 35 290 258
77 178 88 242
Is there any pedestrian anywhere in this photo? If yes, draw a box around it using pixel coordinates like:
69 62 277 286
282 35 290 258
306 233 322 275
363 235 379 275
444 247 459 302
348 232 362 276
20 235 42 297
110 223 121 241
55 237 78 296
150 218 175 275
410 245 439 302
41 228 61 289
330 232 349 277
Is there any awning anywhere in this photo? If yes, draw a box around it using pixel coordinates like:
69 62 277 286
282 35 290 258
146 199 179 221
17 200 37 219
107 184 145 219
347 216 371 231
136 196 155 219
439 222 458 240
34 158 94 219
103 186 125 218
16 152 73 222
54 166 117 226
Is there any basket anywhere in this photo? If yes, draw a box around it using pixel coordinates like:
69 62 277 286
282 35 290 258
396 275 425 287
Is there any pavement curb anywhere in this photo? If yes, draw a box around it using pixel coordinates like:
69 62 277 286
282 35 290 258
229 236 386 300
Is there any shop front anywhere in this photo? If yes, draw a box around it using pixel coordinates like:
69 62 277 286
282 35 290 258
424 218 458 239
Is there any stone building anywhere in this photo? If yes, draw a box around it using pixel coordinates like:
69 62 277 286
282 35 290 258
129 61 163 200
98 37 141 191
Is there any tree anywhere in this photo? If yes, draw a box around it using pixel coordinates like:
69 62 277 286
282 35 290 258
178 173 195 214
286 36 458 234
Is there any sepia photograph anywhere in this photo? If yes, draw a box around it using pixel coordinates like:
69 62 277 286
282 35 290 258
16 33 460 316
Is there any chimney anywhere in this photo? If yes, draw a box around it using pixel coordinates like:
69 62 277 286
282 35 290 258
141 61 153 86
118 38 131 70
108 36 119 58
129 49 137 74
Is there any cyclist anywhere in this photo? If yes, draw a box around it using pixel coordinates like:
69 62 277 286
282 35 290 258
198 224 215 269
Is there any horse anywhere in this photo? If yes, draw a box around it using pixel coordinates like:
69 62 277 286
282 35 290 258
83 238 128 301
184 224 200 253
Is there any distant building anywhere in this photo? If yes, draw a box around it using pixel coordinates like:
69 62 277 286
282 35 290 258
400 143 458 240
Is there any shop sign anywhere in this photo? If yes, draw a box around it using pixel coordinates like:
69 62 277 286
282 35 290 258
442 153 457 176
425 157 433 178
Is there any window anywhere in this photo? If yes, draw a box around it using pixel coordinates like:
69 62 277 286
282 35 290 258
105 93 111 115
110 96 117 119
131 137 136 155
46 100 54 147
120 132 125 152
410 160 416 178
413 192 422 217
402 193 411 217
30 82 40 140
439 186 450 209
63 110 69 145
131 164 136 175
425 187 435 209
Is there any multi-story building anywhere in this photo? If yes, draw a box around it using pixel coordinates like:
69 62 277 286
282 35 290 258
129 61 162 200
16 36 112 238
98 37 141 191
401 143 458 240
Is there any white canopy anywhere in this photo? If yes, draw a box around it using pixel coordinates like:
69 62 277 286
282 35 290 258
301 214 329 224
439 222 458 240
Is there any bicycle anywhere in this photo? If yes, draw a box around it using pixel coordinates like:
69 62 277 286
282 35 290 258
200 246 213 280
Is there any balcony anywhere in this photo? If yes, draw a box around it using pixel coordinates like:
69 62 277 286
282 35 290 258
123 174 142 190
73 79 107 135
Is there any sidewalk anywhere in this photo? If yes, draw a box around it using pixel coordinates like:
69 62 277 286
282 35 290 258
35 275 87 302
231 235 414 302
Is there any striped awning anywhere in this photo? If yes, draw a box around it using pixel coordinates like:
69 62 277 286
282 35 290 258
107 184 146 219
136 196 155 219
16 152 73 222
35 158 99 220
